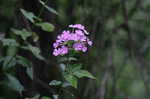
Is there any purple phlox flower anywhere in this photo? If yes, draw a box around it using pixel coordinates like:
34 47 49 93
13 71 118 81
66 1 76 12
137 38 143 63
69 24 85 30
60 46 68 55
73 43 87 52
53 48 59 56
83 29 89 35
53 42 59 48
52 24 92 56
87 38 93 46
53 46 68 56
57 30 71 41
75 30 87 41
75 30 84 36
69 24 89 35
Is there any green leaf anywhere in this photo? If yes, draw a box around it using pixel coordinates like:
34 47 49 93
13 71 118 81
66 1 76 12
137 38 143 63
16 55 32 67
20 9 39 23
64 74 77 88
25 94 40 99
28 45 44 60
59 63 66 71
6 74 24 92
39 0 58 15
32 32 39 42
36 22 55 32
53 95 59 99
3 56 16 70
71 64 82 72
58 57 77 62
12 28 32 40
41 96 51 99
62 82 72 88
49 80 62 86
0 38 19 47
22 45 44 60
73 70 96 79
26 67 33 79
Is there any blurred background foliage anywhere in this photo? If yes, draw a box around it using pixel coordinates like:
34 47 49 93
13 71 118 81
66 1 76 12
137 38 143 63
0 0 150 99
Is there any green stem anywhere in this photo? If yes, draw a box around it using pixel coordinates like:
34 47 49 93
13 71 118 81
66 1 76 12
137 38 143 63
66 54 73 74
66 55 70 72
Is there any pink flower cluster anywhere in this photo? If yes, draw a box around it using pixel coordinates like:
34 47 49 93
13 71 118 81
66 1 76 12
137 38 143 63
53 24 92 56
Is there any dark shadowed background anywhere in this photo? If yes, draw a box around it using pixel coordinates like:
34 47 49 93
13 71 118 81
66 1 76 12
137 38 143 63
0 0 150 99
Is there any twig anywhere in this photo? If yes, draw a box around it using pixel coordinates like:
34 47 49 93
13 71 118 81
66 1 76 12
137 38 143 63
38 0 49 18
